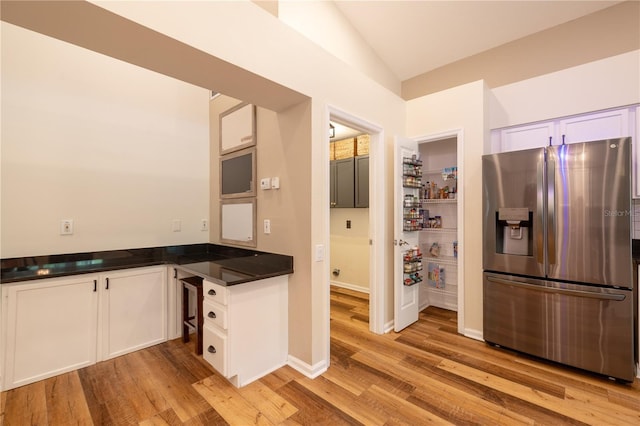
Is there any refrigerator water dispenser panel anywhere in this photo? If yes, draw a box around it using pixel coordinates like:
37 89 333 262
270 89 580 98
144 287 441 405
497 207 532 256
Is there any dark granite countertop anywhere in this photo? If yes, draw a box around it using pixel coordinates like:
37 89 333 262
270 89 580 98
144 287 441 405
1 244 293 286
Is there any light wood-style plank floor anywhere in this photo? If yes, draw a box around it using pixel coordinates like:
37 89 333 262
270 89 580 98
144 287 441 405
1 286 639 425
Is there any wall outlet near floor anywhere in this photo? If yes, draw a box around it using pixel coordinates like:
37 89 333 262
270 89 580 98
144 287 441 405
201 219 209 231
60 219 74 235
172 219 182 232
263 219 271 234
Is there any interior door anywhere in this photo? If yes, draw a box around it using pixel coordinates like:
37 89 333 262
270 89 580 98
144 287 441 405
394 136 421 331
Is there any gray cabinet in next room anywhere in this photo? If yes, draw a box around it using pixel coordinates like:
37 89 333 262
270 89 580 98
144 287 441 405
330 155 369 208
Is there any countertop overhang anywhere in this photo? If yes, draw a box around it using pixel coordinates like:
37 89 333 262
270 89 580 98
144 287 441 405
1 244 293 286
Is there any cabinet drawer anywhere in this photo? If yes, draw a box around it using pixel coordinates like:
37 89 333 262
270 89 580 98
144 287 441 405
203 280 228 305
203 299 228 330
203 324 227 377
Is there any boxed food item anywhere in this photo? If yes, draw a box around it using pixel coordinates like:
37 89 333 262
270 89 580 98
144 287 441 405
334 137 356 159
356 134 370 155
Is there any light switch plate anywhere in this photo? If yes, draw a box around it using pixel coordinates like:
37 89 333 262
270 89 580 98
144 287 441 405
271 177 280 189
260 178 271 190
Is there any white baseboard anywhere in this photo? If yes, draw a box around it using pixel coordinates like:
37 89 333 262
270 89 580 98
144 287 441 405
330 280 369 294
287 355 327 379
463 327 484 341
384 320 394 333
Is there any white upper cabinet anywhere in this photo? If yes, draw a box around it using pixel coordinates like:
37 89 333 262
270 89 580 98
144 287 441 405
497 121 555 152
491 106 639 197
558 108 631 144
492 106 636 153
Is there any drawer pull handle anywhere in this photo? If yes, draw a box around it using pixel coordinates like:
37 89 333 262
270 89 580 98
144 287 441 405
208 289 216 296
208 345 216 354
208 311 216 319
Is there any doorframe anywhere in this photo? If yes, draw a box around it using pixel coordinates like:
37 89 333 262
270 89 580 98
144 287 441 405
326 106 386 339
411 128 465 334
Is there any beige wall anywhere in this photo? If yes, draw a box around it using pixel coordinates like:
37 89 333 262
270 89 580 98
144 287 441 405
403 1 640 100
490 50 640 129
330 208 370 291
209 95 314 361
0 22 210 258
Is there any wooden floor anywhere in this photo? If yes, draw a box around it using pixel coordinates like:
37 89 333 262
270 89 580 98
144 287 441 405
1 286 639 425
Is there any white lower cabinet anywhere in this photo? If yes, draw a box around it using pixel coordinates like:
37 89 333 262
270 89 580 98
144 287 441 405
1 266 167 391
202 275 288 387
2 275 99 390
100 267 167 360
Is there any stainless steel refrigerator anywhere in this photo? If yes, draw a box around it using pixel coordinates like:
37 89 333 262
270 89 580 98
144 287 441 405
482 137 637 382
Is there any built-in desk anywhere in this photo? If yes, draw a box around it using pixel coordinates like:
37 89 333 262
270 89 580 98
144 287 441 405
0 244 292 391
1 243 293 285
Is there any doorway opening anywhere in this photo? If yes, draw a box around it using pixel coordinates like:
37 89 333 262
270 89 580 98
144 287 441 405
329 121 370 294
327 107 385 343
413 131 465 335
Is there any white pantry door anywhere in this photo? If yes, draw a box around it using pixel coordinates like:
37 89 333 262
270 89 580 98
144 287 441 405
394 136 421 331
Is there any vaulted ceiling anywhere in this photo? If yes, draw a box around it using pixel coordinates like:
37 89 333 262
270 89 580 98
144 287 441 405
333 0 625 81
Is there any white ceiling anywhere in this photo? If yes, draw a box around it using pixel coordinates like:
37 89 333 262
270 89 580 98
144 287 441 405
333 0 624 81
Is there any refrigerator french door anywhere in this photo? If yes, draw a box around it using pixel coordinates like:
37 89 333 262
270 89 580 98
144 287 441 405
482 138 637 382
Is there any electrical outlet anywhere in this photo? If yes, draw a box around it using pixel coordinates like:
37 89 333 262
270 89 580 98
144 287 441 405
172 219 182 232
201 219 209 231
60 219 73 235
264 219 271 234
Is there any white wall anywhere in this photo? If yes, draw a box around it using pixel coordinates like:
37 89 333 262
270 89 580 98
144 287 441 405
490 50 640 129
407 80 488 339
1 23 210 257
278 1 400 95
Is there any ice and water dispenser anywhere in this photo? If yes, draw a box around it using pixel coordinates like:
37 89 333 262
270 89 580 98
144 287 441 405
495 207 533 256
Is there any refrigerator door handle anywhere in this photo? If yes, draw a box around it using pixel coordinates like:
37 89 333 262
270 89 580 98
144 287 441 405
547 158 556 266
536 158 545 266
486 276 626 301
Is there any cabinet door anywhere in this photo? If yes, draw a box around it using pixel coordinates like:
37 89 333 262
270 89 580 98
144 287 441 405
330 160 337 207
100 267 167 360
3 276 98 390
330 157 355 208
355 155 369 208
499 121 554 152
334 158 355 208
635 107 640 198
558 108 630 144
